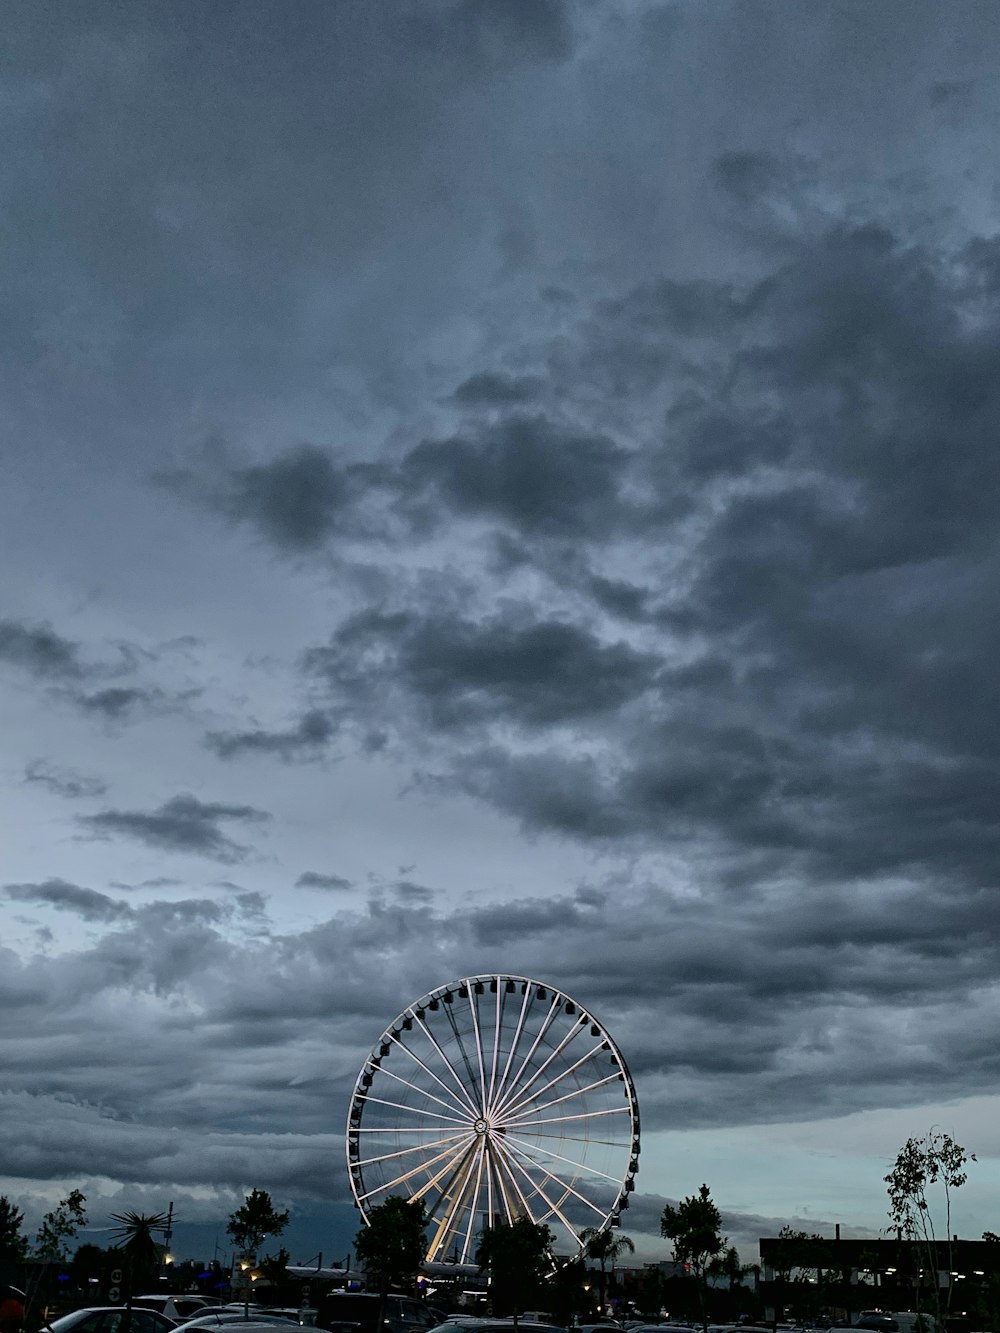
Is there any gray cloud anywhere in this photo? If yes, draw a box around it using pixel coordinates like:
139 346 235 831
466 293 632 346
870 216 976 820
6 878 132 923
296 871 353 891
0 619 83 679
309 607 657 734
78 794 270 862
6 0 1000 1258
73 685 164 719
400 415 635 538
452 371 545 406
24 759 107 800
206 708 337 761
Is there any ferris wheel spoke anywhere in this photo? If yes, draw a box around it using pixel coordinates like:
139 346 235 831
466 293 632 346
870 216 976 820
408 1010 481 1117
486 1139 517 1225
501 1136 607 1218
485 978 504 1112
374 1058 477 1120
357 1092 471 1126
490 1134 581 1243
355 1130 470 1169
502 1130 624 1184
526 1131 627 1146
385 1029 480 1117
504 1069 623 1126
466 988 489 1114
412 1135 478 1211
357 1132 475 1201
460 1138 489 1263
353 1125 473 1135
495 1033 604 1122
487 1137 536 1221
510 1105 631 1128
425 1138 483 1260
444 1001 481 1101
490 992 562 1119
490 983 533 1115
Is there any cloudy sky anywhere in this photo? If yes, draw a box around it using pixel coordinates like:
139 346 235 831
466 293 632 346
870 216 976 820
4 0 1000 1266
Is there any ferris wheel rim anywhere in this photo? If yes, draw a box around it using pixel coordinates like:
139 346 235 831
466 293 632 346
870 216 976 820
345 974 640 1262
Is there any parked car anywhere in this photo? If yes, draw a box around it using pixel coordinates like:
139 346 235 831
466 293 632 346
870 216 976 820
173 1316 301 1333
429 1323 566 1333
47 1309 178 1333
316 1293 443 1333
133 1297 219 1322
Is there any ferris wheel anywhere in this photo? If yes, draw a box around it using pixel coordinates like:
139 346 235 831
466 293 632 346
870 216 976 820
346 974 639 1263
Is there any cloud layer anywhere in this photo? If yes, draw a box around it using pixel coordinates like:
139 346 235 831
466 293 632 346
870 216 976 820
4 0 1000 1261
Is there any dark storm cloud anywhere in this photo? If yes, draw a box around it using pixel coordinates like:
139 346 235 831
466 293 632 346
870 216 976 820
392 879 434 905
0 619 83 679
24 759 107 800
400 415 634 538
4 872 1000 1190
156 209 1000 908
78 793 269 862
73 685 164 719
450 746 628 839
296 871 353 891
452 371 544 405
159 444 387 552
310 608 657 733
206 708 336 760
413 0 574 66
470 893 590 945
291 219 1000 900
9 0 1000 1245
168 414 636 556
6 878 132 923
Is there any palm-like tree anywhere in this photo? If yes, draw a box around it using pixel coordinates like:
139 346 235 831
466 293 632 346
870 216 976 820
579 1227 635 1316
109 1210 172 1291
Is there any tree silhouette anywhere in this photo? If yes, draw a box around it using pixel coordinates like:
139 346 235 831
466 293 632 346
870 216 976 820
477 1217 554 1320
579 1227 635 1315
885 1130 974 1328
109 1210 172 1293
227 1190 290 1316
0 1197 27 1263
355 1196 427 1295
34 1190 87 1262
661 1184 726 1332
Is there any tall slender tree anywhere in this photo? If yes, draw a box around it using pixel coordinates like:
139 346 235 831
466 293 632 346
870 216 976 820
885 1130 974 1327
661 1184 726 1332
227 1190 290 1317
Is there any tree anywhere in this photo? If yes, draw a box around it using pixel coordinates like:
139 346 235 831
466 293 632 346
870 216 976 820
579 1227 635 1315
660 1184 726 1332
885 1130 974 1327
768 1226 824 1284
476 1217 554 1321
34 1190 87 1262
0 1197 28 1264
226 1189 290 1259
227 1189 290 1317
354 1196 427 1296
258 1246 291 1286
